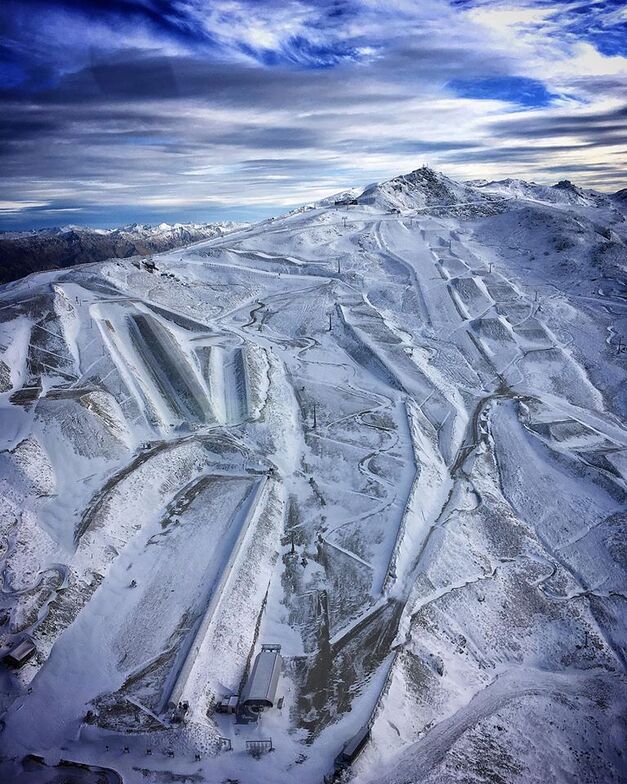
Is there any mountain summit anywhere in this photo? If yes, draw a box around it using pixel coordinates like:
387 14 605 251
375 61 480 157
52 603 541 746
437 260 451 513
356 166 500 213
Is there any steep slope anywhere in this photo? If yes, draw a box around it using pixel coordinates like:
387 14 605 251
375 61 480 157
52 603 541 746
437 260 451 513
0 168 625 784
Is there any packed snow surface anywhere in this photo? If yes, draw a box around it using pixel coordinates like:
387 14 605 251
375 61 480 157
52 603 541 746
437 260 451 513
0 168 625 784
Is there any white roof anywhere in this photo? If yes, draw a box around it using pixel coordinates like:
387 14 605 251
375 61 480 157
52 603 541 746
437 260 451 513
241 648 282 705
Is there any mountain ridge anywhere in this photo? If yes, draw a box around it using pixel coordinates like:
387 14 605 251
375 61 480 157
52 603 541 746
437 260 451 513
2 168 626 287
0 220 244 284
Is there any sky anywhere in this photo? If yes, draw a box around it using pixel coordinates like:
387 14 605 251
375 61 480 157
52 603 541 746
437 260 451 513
0 0 625 230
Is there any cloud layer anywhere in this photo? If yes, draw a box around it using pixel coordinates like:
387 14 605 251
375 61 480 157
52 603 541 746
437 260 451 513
1 0 625 228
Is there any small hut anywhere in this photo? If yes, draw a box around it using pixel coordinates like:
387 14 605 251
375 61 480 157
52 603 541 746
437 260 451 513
4 638 36 668
240 644 282 714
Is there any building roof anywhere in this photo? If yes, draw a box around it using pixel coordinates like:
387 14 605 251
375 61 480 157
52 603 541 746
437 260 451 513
241 646 282 706
7 638 35 662
342 724 370 759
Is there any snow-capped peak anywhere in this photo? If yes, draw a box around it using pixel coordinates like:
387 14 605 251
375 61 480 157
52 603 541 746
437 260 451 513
356 166 499 213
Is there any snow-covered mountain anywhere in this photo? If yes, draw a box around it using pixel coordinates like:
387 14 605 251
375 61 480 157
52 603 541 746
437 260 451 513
470 176 618 210
0 221 244 285
357 166 503 215
0 168 625 784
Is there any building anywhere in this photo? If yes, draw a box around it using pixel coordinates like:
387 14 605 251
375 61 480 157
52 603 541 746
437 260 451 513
239 644 282 714
4 638 36 668
334 725 371 770
216 694 239 714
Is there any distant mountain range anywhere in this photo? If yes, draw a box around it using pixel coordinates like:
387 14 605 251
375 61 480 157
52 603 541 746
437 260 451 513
0 221 244 284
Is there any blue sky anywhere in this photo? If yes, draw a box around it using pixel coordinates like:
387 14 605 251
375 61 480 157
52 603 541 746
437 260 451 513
0 0 625 229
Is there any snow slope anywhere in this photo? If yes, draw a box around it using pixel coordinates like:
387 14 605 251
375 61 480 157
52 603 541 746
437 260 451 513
0 167 625 784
